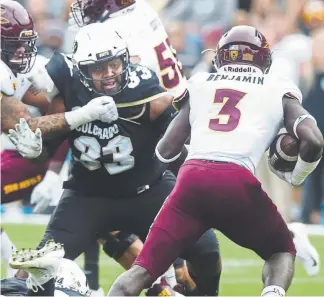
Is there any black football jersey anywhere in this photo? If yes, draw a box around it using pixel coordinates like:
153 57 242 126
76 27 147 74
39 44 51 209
46 52 173 197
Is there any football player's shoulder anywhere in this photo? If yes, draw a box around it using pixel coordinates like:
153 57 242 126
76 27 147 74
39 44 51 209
119 64 166 105
187 72 211 88
0 60 16 96
266 71 302 103
46 52 74 92
128 64 160 91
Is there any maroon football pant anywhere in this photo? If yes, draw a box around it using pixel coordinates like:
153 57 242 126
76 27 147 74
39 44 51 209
1 141 69 204
135 159 296 280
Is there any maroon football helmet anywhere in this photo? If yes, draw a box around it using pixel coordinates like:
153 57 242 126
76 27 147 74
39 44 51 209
1 0 38 74
214 25 272 73
71 0 136 27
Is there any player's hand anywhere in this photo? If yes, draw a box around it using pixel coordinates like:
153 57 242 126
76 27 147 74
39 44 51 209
83 96 118 123
8 118 43 159
268 159 293 185
31 171 60 214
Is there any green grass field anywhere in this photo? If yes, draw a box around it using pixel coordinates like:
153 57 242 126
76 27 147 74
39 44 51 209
1 223 324 296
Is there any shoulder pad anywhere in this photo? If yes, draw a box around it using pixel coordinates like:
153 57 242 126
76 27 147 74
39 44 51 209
116 65 167 107
269 72 302 104
46 52 74 97
0 60 15 96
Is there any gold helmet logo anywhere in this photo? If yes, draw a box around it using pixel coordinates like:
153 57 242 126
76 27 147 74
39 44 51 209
0 8 9 24
20 30 34 37
230 50 239 61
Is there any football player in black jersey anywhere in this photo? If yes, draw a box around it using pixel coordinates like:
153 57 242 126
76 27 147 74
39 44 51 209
8 23 221 296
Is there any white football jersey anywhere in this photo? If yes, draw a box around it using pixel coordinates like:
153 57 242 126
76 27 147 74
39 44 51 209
0 60 30 100
0 56 49 150
186 66 302 174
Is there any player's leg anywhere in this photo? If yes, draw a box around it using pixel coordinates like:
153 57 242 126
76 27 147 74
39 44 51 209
101 231 142 269
181 229 221 296
108 166 210 296
207 162 296 296
124 170 220 294
20 189 111 296
173 258 197 293
100 230 183 295
83 242 102 295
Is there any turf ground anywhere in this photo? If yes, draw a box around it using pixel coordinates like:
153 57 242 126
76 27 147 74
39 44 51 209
1 223 324 296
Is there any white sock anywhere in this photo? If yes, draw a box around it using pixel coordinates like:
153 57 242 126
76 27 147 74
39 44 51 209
1 231 17 277
261 285 286 297
163 266 177 288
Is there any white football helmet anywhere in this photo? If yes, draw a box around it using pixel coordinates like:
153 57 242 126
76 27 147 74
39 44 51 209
54 259 91 297
71 23 130 95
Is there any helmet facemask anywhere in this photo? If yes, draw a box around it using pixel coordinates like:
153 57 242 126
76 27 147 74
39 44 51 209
77 48 130 96
1 33 38 73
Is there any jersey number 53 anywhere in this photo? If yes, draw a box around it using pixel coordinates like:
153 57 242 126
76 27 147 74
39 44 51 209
154 37 184 90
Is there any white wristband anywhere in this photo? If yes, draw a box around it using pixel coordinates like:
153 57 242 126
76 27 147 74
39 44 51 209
64 108 90 130
293 115 317 139
155 146 181 164
291 155 321 186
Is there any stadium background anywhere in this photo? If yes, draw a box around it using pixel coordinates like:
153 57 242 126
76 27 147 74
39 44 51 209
1 0 324 295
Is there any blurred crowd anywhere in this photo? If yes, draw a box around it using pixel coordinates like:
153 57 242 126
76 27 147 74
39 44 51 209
15 0 324 224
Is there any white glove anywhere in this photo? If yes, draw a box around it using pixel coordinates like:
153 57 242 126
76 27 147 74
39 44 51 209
31 171 60 214
8 118 43 159
268 158 292 185
84 96 118 123
66 96 119 129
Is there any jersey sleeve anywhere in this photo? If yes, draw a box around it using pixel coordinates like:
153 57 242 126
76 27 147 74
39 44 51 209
117 65 167 107
271 73 303 104
0 61 15 96
45 52 74 99
280 76 303 103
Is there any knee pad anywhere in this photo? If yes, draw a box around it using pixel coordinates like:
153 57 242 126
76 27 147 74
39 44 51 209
102 231 139 260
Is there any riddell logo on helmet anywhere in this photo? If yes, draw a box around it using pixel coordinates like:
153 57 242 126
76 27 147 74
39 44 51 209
224 66 257 73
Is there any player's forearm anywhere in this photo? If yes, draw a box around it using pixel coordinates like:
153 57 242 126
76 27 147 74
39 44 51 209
1 95 32 133
157 101 191 161
26 113 70 140
168 146 188 176
296 121 323 162
1 94 70 139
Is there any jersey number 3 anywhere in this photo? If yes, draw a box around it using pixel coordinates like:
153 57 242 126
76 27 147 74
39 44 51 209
209 89 246 132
